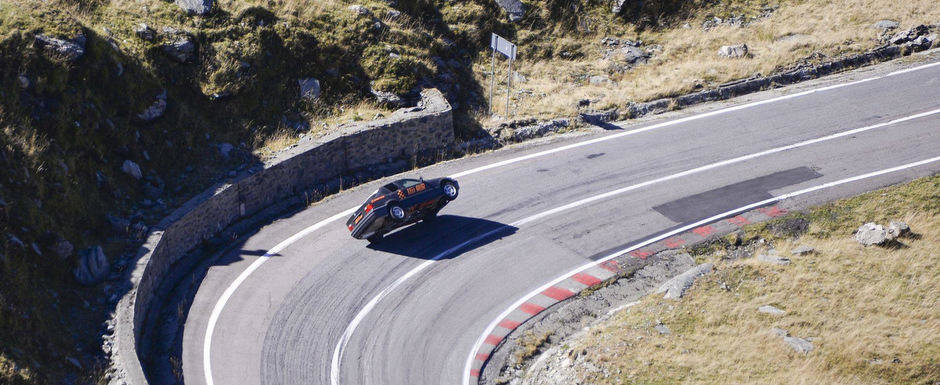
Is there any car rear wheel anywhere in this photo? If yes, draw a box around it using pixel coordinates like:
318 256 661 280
388 203 406 221
442 181 458 200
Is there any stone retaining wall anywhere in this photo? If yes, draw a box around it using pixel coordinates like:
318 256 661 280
109 88 453 385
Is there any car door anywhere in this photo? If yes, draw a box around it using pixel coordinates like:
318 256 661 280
397 179 433 213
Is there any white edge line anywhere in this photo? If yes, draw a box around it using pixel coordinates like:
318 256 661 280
330 109 940 384
461 156 940 385
201 59 940 385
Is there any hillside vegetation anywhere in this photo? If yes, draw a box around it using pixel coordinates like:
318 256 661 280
0 0 938 383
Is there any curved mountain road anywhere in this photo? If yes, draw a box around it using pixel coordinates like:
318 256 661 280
180 59 940 385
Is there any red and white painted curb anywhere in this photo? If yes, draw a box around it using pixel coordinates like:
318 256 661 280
467 204 790 379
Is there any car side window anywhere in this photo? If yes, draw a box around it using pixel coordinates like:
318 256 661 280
382 183 398 191
400 179 422 188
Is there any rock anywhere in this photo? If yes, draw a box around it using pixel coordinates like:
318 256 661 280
17 75 30 89
218 142 234 158
873 20 899 30
589 75 611 84
135 23 156 41
512 71 527 84
348 5 371 16
73 246 110 286
654 323 671 335
34 34 86 62
907 35 933 51
618 45 649 64
890 25 930 45
718 44 749 58
757 249 791 265
656 262 713 299
887 221 910 238
790 245 815 256
138 90 167 121
8 234 26 250
298 78 321 100
66 357 82 370
783 336 814 354
121 160 143 180
370 87 404 107
758 305 786 315
31 242 42 256
162 36 196 63
176 0 213 15
855 222 892 246
50 238 74 259
771 327 789 337
495 0 524 22
386 9 401 19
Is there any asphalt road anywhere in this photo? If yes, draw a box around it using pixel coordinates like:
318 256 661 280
181 58 940 385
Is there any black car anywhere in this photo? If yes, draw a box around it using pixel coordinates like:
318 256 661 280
346 177 459 242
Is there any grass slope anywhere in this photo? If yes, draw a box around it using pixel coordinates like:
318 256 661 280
561 175 939 385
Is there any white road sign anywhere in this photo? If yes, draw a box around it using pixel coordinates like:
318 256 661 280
491 33 517 60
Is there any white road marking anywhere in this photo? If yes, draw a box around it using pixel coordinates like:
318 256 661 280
461 155 940 385
200 60 940 385
329 109 940 384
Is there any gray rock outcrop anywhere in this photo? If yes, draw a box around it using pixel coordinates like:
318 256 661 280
348 4 371 16
496 0 524 22
176 0 213 15
758 305 786 315
783 336 814 354
50 238 74 259
17 75 30 89
35 34 86 62
122 160 143 180
162 36 196 63
138 90 167 121
873 20 899 31
887 221 909 238
656 262 713 299
790 245 815 256
890 25 930 45
298 78 321 100
855 222 891 246
370 86 404 107
589 75 610 84
718 44 749 58
74 246 111 286
757 249 791 265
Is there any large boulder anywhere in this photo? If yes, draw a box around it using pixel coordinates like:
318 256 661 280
496 0 524 22
855 222 892 246
121 160 143 180
872 20 899 31
176 0 213 15
73 246 110 286
890 24 930 45
718 44 749 58
35 34 86 62
298 78 321 100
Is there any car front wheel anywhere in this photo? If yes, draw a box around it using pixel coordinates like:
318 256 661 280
442 181 458 200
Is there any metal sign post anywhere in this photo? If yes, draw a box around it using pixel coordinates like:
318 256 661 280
490 33 517 118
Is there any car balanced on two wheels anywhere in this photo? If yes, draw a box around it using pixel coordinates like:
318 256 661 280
345 177 459 243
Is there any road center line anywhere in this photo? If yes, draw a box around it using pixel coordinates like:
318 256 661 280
202 60 940 385
461 155 940 385
328 109 940 385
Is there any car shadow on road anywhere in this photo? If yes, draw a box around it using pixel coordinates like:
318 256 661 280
366 214 517 260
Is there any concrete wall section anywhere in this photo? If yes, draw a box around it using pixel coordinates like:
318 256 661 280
109 88 452 385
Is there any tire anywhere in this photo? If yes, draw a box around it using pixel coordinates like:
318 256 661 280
441 180 458 201
367 233 383 243
388 203 406 222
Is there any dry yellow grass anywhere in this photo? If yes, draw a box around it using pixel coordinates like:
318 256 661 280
570 175 940 385
484 0 940 119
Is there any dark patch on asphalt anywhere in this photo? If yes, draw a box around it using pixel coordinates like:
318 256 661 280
586 152 605 159
653 167 823 223
536 168 550 172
